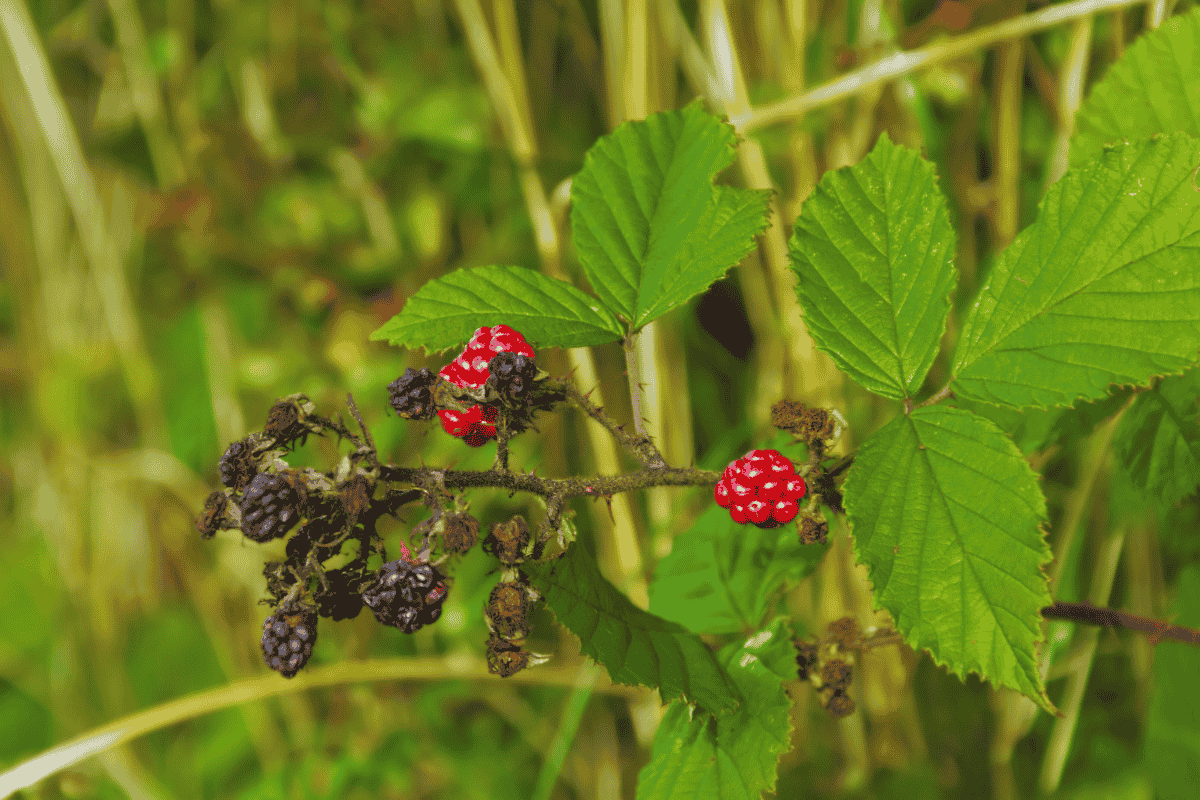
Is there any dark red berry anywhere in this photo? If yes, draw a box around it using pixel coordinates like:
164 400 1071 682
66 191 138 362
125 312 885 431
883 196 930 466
240 472 304 542
261 604 317 678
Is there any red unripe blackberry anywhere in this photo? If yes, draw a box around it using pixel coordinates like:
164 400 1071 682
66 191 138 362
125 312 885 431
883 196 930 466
240 472 303 542
388 367 438 420
437 325 535 446
261 604 317 678
714 449 807 529
219 439 257 491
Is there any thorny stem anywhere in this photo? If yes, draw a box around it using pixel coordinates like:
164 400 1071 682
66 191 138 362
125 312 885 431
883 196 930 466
1040 601 1200 647
555 376 668 470
345 392 378 468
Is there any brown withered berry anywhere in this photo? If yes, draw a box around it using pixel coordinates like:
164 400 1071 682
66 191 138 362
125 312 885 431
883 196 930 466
339 475 372 521
486 581 531 640
485 633 530 678
821 659 852 691
799 516 828 545
482 516 531 565
795 638 819 681
442 512 480 555
197 491 230 539
827 617 859 648
826 690 856 718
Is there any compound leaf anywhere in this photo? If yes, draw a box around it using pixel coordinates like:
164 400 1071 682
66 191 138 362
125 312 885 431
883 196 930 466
635 620 795 800
524 542 740 714
368 264 624 352
1114 368 1200 505
789 132 957 400
649 501 830 635
843 405 1055 713
1071 8 1200 168
571 100 770 331
952 134 1200 409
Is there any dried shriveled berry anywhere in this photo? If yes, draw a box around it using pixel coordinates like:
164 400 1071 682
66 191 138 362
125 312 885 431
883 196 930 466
219 439 257 492
826 690 856 718
265 399 302 442
486 581 531 640
795 638 819 681
261 604 317 678
339 475 372 521
821 659 852 691
827 617 859 648
240 472 304 542
388 367 438 421
482 516 531 565
196 491 230 539
442 512 480 555
263 561 297 602
485 634 530 678
799 516 828 545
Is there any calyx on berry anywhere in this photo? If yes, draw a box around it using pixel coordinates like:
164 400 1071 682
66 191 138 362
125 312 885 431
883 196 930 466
436 325 536 447
714 449 807 528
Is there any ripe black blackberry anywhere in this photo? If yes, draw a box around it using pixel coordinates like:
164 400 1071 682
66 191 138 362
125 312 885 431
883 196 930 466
362 556 447 632
316 567 365 621
240 472 304 542
388 367 437 420
486 352 537 401
219 439 257 492
261 604 318 678
795 638 818 681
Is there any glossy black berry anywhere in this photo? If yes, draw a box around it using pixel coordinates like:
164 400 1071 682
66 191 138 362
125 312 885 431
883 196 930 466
240 472 303 543
317 567 365 621
486 352 537 400
388 368 437 420
362 558 447 632
261 604 317 678
219 439 257 492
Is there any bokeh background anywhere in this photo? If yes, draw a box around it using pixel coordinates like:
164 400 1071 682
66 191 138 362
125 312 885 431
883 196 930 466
2 0 1198 798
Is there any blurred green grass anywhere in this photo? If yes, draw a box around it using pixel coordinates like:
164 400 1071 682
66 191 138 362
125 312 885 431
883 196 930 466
1 0 1197 798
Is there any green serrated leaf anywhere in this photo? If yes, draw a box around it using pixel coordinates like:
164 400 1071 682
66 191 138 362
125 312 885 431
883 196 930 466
1114 368 1200 505
789 132 957 400
524 543 740 714
649 502 829 635
1146 565 1200 800
635 620 795 800
1071 8 1200 168
570 100 771 330
844 405 1055 713
953 389 1130 454
952 134 1200 409
368 264 624 352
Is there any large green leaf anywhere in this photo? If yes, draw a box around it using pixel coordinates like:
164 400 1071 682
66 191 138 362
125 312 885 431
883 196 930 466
1113 368 1200 505
524 542 740 714
1071 8 1200 168
789 132 957 399
649 501 829 635
843 405 1055 712
1146 565 1200 800
570 100 771 330
952 134 1200 409
635 620 795 800
368 265 625 352
953 389 1130 454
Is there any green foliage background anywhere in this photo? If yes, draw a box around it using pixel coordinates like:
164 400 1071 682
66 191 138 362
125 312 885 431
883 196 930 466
1 0 1199 798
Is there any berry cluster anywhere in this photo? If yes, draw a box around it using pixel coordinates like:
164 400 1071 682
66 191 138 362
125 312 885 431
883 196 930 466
714 449 807 528
794 616 860 718
438 325 536 447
